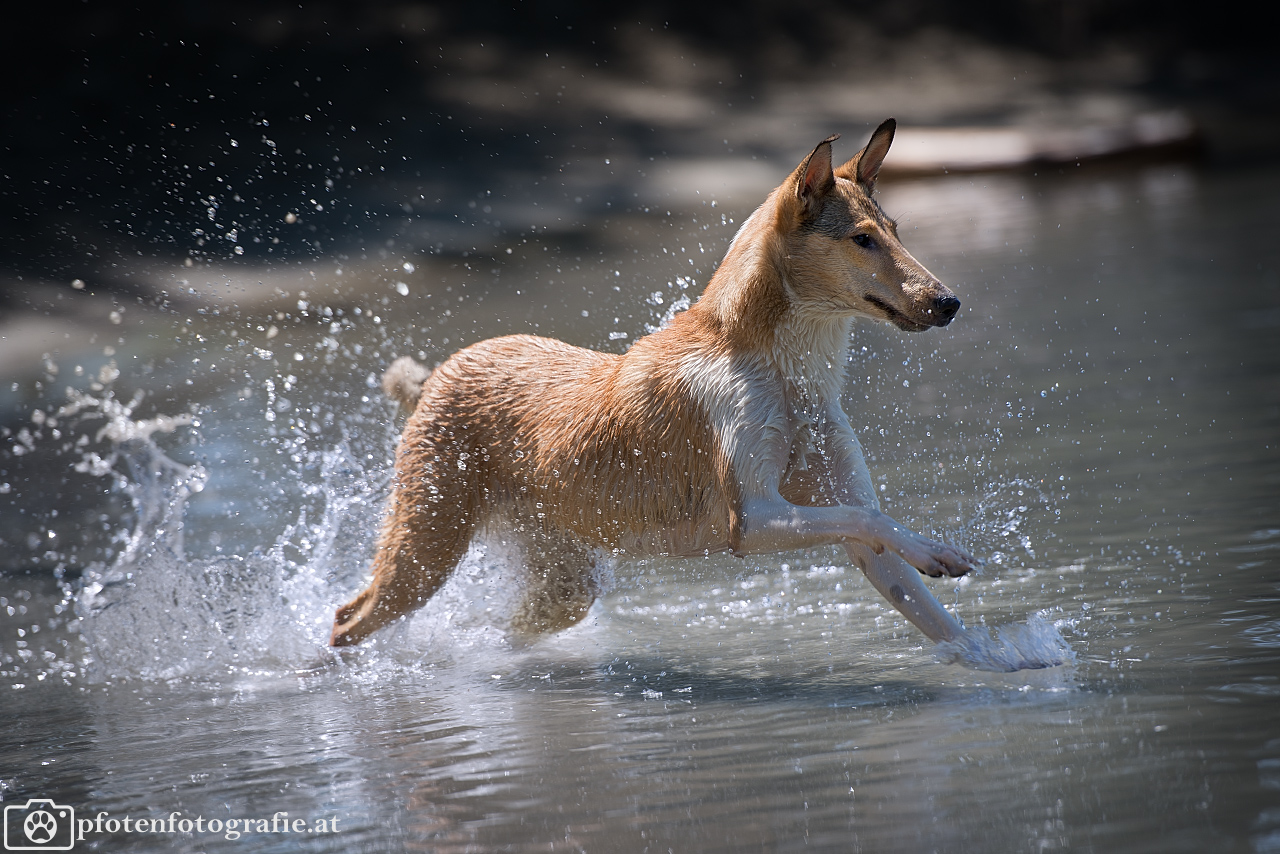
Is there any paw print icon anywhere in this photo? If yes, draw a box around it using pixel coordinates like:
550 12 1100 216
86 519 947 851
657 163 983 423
4 799 75 850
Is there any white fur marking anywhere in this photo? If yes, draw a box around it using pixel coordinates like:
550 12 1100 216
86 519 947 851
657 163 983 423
677 351 789 498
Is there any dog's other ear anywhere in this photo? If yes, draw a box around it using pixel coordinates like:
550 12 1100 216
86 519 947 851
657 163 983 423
835 118 896 191
792 134 839 218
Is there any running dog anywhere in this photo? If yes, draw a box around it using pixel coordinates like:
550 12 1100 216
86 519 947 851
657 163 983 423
331 119 977 648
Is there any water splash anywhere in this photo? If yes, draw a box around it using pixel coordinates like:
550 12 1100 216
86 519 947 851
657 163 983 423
935 612 1076 672
15 382 1076 683
61 387 203 593
643 276 694 333
948 477 1056 569
40 386 376 682
930 479 1076 670
39 382 560 683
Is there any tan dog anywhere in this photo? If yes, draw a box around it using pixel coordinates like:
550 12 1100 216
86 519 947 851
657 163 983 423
331 119 977 649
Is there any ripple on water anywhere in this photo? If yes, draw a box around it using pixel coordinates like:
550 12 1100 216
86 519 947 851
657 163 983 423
1242 619 1280 649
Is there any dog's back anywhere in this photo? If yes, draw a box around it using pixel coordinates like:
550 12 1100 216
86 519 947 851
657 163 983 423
399 328 736 557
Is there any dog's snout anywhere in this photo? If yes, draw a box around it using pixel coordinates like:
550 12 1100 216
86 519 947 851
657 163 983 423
932 294 961 325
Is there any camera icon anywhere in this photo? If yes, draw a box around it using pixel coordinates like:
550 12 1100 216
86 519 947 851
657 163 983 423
3 800 75 851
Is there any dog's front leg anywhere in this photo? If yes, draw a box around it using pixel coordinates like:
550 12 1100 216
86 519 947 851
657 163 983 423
816 409 976 576
819 410 969 644
844 544 966 643
737 496 975 580
738 492 968 643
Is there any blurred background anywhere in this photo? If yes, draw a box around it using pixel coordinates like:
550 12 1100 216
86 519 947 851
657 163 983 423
3 0 1277 283
2 0 1279 571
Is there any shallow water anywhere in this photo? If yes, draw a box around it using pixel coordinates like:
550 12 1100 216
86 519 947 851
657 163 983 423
2 161 1279 852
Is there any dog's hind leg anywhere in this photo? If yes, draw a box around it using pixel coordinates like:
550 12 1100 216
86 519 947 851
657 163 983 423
510 527 600 643
329 497 475 646
330 441 478 646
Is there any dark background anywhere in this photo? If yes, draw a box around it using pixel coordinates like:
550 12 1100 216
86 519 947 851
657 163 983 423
1 0 1277 291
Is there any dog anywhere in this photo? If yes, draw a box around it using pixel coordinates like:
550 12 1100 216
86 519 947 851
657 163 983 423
331 119 977 649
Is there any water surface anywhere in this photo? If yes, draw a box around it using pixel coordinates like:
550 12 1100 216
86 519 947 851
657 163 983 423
2 161 1278 852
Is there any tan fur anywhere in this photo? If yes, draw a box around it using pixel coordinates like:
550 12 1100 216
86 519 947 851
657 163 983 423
331 119 978 648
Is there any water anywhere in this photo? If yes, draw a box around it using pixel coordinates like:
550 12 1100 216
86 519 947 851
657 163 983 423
2 161 1278 852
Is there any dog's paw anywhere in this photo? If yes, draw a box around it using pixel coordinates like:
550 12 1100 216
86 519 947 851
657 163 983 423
884 524 977 579
928 544 978 578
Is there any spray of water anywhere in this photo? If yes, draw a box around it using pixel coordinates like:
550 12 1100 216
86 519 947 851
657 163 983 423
932 478 1077 671
935 612 1077 672
41 386 372 682
946 477 1056 568
33 379 573 683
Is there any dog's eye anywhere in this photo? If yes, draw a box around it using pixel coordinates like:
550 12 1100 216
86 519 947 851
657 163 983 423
852 234 876 249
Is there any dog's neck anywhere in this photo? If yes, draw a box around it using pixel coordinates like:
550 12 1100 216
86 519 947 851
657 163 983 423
768 307 853 411
694 203 790 354
693 199 853 409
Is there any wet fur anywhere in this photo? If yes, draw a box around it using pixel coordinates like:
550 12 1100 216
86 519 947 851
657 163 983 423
332 119 977 648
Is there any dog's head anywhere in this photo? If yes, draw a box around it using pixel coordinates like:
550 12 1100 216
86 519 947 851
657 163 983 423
778 120 960 332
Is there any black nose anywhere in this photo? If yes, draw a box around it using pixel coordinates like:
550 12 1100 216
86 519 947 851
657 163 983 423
932 294 961 325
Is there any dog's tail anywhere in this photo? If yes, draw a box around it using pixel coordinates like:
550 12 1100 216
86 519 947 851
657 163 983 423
381 356 432 412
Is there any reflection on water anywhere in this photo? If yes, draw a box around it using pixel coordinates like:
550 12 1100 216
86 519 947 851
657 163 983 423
2 163 1278 852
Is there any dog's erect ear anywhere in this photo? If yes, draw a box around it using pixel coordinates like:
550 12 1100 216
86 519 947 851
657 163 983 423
792 134 839 218
835 118 896 191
